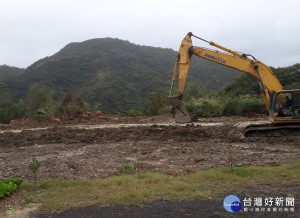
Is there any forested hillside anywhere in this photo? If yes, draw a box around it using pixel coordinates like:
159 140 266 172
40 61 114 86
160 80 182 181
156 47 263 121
0 65 24 80
0 38 240 113
225 63 300 96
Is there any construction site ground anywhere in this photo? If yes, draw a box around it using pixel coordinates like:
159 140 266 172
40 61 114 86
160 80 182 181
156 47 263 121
0 114 299 217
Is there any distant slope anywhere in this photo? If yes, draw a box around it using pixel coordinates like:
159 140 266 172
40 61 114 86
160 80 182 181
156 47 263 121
274 64 300 90
225 63 300 96
0 38 240 113
0 65 24 80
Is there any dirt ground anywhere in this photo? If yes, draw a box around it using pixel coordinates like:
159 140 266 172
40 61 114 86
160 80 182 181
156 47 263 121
0 115 299 216
0 115 299 181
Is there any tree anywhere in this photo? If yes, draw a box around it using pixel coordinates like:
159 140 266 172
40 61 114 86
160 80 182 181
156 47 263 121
183 82 211 101
26 84 54 117
0 92 26 123
147 92 165 116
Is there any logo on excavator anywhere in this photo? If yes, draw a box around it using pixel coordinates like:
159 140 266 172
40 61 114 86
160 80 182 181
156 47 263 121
204 53 226 64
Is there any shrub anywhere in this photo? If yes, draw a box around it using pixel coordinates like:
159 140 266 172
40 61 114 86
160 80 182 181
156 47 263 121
119 163 135 174
223 98 241 116
27 84 54 117
159 105 173 115
92 102 103 112
0 93 26 124
125 109 144 117
184 99 225 118
34 105 56 121
0 177 23 198
147 92 170 116
28 157 42 186
185 96 266 117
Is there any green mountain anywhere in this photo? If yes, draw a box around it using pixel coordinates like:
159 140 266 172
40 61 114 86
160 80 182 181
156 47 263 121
0 38 240 113
0 65 25 80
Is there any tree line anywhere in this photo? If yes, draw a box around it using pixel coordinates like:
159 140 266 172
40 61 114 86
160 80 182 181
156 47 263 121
0 63 299 123
0 84 91 123
0 83 171 124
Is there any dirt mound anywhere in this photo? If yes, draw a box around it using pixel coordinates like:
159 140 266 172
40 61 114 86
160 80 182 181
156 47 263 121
0 124 214 148
0 115 174 130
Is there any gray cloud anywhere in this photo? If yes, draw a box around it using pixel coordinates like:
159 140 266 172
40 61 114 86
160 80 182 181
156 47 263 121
1 0 299 68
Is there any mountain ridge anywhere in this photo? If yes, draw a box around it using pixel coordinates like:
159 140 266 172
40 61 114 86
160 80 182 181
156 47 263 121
0 37 240 113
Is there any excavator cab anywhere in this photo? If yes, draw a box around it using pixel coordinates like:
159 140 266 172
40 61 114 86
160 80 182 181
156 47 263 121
270 90 300 123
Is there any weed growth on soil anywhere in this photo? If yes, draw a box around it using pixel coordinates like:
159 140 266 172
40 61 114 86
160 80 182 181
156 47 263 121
119 163 135 174
21 160 300 211
27 157 41 186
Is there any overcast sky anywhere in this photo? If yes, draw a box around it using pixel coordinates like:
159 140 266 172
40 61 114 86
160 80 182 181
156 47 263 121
1 0 299 68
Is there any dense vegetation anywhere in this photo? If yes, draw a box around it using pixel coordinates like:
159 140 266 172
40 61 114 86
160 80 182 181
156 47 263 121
225 63 300 97
0 37 299 123
176 63 300 118
0 38 240 114
0 93 26 123
156 63 300 118
0 83 100 123
183 95 266 118
0 65 24 80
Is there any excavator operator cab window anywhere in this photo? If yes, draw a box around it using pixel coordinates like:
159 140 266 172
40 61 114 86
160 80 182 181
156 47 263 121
293 92 300 117
275 91 300 118
275 92 293 117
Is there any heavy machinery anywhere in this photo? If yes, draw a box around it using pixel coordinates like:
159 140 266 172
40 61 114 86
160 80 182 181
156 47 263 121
169 32 300 135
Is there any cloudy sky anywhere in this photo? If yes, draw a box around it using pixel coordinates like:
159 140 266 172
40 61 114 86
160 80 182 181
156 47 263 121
1 0 299 68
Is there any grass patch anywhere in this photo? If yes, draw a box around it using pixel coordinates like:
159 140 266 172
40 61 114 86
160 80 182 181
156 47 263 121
21 160 300 211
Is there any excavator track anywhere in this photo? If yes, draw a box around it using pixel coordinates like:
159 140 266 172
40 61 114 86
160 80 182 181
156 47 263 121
244 124 300 137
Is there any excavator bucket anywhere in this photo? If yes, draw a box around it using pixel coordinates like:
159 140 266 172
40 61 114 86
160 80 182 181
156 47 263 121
173 102 191 123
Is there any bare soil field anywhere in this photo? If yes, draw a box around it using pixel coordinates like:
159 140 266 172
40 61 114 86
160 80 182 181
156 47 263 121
0 115 299 182
0 115 300 217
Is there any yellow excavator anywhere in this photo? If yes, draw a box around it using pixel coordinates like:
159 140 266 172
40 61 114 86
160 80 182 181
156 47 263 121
169 32 300 135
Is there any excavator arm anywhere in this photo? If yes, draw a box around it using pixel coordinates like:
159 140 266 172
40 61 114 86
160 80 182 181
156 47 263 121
169 32 285 123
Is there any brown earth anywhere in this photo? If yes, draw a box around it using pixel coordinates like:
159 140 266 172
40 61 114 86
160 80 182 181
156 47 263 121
0 115 299 181
0 115 299 216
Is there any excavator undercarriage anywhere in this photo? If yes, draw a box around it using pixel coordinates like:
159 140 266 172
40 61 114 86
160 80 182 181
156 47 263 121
244 123 300 137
